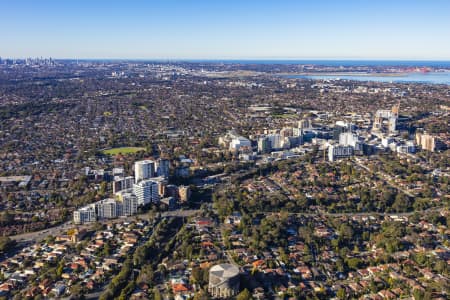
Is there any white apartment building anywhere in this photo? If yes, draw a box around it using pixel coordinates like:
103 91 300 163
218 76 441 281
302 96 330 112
134 160 155 183
133 179 160 205
73 205 96 224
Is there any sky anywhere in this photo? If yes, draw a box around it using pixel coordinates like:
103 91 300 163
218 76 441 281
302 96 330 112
1 0 450 60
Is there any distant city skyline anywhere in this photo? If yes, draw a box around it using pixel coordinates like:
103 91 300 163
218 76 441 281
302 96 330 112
2 0 450 60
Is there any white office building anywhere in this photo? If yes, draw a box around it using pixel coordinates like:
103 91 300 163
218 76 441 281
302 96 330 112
339 132 363 152
381 137 394 148
229 137 251 151
339 132 358 146
267 134 282 150
328 145 354 162
134 160 155 183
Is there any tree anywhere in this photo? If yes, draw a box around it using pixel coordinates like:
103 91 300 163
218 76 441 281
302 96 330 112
118 280 135 300
44 235 55 244
153 288 162 300
99 181 107 195
56 260 64 277
191 267 204 284
137 264 154 285
0 237 16 253
70 284 85 300
434 260 448 276
336 288 347 300
339 223 354 240
236 288 253 300
99 288 114 300
392 193 411 212
335 258 345 272
369 280 378 293
277 248 288 266
185 244 193 260
133 245 147 266
101 242 112 257
346 257 362 270
413 288 425 300
0 211 14 226
193 289 210 300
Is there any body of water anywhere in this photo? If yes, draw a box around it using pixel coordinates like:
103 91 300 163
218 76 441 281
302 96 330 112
282 72 450 84
184 59 450 68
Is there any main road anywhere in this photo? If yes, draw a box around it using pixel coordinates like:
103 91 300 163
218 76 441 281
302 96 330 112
10 199 445 245
10 209 201 243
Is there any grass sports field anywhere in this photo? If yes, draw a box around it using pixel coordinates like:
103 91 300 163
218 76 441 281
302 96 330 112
102 147 145 155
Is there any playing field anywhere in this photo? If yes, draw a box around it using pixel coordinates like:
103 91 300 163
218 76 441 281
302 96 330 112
102 147 145 155
272 113 297 119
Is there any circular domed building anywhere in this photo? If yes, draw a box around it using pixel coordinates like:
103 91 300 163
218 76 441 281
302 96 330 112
208 263 240 298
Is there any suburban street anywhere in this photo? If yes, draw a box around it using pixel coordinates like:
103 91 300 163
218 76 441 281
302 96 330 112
352 157 416 198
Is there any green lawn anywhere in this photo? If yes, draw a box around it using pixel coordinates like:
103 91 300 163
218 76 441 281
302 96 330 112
272 113 297 119
102 147 146 155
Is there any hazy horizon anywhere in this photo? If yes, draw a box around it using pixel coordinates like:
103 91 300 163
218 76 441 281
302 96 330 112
4 57 450 62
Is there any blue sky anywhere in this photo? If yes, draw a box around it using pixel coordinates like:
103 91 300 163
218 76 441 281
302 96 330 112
1 0 450 59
